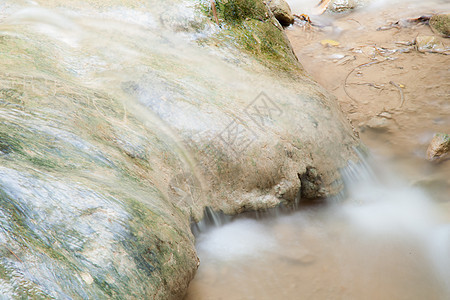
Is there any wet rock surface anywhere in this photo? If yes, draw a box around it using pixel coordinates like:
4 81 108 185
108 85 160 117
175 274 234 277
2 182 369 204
0 0 360 298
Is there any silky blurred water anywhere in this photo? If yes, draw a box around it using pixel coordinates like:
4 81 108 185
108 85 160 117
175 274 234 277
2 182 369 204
186 154 450 299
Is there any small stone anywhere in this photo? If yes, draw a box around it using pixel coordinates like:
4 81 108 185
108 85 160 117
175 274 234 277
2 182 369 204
267 0 294 26
360 116 390 131
426 133 450 162
328 0 368 13
415 36 447 53
298 166 324 199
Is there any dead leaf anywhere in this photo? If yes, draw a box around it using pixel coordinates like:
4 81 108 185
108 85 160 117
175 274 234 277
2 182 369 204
321 39 340 47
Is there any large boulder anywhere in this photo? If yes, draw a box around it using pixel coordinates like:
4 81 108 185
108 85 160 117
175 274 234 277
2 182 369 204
0 0 361 298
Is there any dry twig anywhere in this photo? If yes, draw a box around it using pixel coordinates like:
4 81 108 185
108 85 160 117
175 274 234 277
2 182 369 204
293 14 323 28
344 60 388 102
377 15 431 31
6 245 23 263
390 81 405 108
316 0 331 15
294 14 311 24
351 82 385 89
210 0 219 25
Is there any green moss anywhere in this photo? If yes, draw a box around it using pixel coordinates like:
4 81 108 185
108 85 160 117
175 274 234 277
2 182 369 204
435 133 449 140
0 131 24 155
199 0 301 74
0 191 71 298
429 14 450 36
233 19 298 71
120 196 194 295
93 276 119 298
0 88 24 109
0 189 76 266
0 261 51 299
0 263 10 281
206 0 268 24
28 156 60 170
123 199 165 279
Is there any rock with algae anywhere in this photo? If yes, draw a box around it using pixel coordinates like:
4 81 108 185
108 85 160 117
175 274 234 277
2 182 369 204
0 0 361 298
430 13 450 37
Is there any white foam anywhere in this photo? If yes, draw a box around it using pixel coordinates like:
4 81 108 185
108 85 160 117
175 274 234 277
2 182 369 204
196 219 277 261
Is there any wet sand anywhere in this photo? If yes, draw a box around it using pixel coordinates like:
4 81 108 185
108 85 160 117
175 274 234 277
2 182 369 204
286 0 450 198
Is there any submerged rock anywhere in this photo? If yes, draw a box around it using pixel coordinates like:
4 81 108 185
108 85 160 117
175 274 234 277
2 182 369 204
327 0 368 13
266 0 294 26
359 115 392 132
427 133 450 162
430 13 450 37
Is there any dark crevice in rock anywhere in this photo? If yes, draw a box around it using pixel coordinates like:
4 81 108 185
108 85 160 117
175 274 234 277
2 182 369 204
298 166 326 200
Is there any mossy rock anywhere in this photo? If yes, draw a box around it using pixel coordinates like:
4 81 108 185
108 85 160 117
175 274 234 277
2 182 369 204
430 14 450 37
207 0 269 24
200 0 302 73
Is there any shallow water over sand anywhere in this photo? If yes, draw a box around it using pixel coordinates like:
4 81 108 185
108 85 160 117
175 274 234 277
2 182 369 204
185 1 450 299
